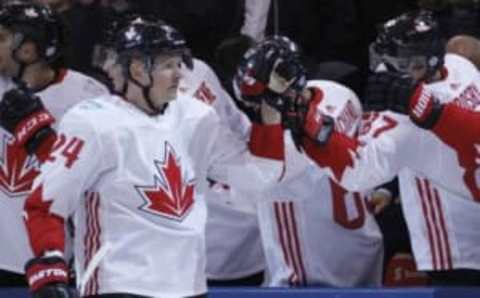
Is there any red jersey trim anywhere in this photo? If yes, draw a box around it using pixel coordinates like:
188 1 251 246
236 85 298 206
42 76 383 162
249 123 284 160
24 185 65 256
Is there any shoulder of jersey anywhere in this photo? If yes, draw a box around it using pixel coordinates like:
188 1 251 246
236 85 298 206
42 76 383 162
191 58 213 77
62 95 128 130
177 92 218 121
61 69 109 97
307 79 356 99
444 53 479 81
0 76 14 95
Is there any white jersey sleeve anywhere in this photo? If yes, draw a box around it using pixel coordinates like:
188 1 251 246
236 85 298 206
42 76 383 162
199 113 283 194
33 103 109 218
181 58 251 139
303 111 417 192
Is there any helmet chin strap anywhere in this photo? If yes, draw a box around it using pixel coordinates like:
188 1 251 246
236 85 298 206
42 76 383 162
126 68 167 115
11 44 29 88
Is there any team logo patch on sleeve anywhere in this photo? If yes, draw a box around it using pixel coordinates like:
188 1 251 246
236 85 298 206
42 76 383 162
135 142 195 221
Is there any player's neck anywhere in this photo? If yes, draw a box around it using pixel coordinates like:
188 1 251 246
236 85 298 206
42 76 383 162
125 83 155 115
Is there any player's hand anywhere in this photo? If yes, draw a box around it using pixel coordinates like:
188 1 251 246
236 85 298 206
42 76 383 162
0 88 55 154
25 254 78 298
363 72 417 114
370 189 393 215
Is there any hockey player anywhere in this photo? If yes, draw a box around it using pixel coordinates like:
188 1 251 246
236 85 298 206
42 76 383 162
255 83 384 287
0 1 107 285
92 14 267 285
285 11 480 285
20 19 283 298
234 36 384 287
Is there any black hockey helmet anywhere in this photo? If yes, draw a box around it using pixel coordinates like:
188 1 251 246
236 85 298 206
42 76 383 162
112 19 191 113
0 1 66 65
114 18 192 71
371 10 444 81
233 35 307 111
92 13 143 69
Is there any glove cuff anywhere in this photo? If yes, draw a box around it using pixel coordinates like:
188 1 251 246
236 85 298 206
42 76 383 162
409 86 444 129
25 256 68 292
25 126 56 156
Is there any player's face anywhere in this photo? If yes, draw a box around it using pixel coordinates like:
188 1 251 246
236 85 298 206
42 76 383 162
149 54 182 107
0 26 17 76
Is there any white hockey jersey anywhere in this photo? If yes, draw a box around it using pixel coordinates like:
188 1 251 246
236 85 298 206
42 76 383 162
29 93 282 297
180 59 265 279
302 54 480 271
258 80 383 287
0 70 107 273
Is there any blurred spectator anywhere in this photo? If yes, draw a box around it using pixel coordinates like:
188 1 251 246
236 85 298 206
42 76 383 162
34 0 106 74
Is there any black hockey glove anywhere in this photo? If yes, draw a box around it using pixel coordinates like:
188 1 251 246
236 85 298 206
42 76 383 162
363 72 417 114
25 255 78 298
364 72 444 129
0 88 55 154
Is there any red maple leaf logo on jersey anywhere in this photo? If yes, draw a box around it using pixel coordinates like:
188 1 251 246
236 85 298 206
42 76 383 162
0 134 40 198
135 143 195 221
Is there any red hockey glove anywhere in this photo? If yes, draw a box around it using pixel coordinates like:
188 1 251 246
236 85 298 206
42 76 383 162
408 84 444 129
0 88 55 154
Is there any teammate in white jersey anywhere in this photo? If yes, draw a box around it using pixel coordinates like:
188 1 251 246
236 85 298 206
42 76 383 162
94 15 267 285
284 11 480 285
180 58 266 285
255 82 383 287
0 2 107 286
19 19 283 298
234 36 384 287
